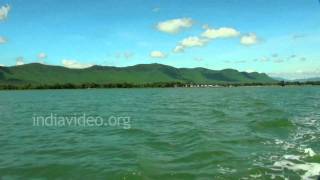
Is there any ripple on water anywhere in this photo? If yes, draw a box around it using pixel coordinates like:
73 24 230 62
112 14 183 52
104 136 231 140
1 87 320 179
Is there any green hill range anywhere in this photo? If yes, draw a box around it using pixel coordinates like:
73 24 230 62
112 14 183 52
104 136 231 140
0 63 277 86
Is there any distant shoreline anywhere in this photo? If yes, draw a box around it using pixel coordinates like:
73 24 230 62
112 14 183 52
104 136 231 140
1 81 319 90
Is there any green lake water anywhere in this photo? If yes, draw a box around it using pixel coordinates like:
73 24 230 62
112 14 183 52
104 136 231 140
0 87 319 179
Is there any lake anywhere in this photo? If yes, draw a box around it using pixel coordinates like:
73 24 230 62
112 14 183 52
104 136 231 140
0 87 319 179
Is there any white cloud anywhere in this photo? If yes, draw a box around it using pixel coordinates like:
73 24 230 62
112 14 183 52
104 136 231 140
173 36 208 53
0 64 5 67
173 45 184 53
173 25 241 53
0 4 10 21
0 36 7 44
171 24 257 53
38 52 47 59
150 51 166 58
180 36 208 47
201 27 240 39
240 33 258 46
62 59 93 69
16 57 24 66
156 18 193 34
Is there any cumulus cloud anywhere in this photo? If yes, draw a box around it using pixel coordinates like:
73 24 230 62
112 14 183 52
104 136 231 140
0 4 10 21
180 36 208 47
173 45 184 53
156 18 193 34
240 33 258 46
173 25 244 53
170 23 258 53
62 59 93 69
201 26 240 39
16 57 24 66
0 36 7 44
0 64 5 67
150 51 166 58
173 36 208 53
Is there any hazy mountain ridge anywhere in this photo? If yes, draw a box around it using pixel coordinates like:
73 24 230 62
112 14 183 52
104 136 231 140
294 77 320 82
271 76 320 82
0 63 277 85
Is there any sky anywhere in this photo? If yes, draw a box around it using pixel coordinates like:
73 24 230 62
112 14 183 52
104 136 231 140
0 0 320 79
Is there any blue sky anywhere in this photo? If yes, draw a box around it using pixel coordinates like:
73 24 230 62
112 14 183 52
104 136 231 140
0 0 320 79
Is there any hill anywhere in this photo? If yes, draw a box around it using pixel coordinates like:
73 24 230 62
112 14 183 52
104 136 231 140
0 63 277 85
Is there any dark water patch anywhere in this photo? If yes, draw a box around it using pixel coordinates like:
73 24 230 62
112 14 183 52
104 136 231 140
169 119 195 127
249 118 296 139
145 140 177 152
252 118 295 129
0 164 110 179
154 172 198 180
246 108 287 118
210 109 227 118
220 136 267 146
170 150 234 164
304 155 320 163
122 128 159 137
165 128 209 149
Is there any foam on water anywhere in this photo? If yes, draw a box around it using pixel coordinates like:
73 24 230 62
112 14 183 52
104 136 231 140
217 164 237 174
274 159 320 180
270 114 320 179
283 154 300 160
304 148 316 157
248 111 320 179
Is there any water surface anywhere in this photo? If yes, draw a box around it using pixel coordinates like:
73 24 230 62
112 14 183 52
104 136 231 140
0 87 319 179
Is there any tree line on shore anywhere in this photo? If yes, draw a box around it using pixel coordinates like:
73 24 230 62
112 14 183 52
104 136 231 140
0 81 320 90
